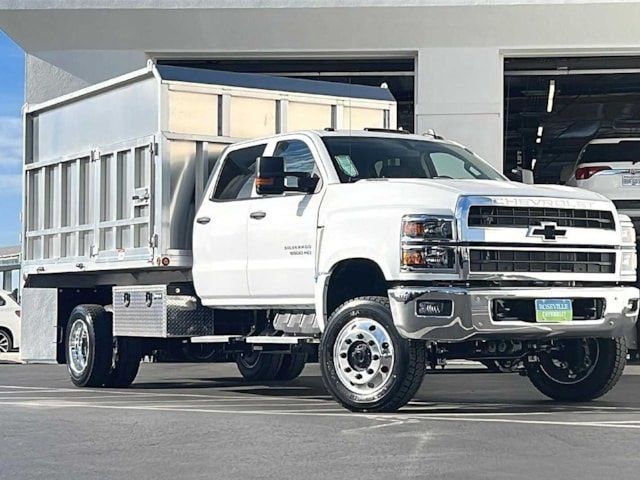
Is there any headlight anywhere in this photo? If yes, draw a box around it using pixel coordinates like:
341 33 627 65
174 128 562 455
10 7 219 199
621 251 637 275
621 223 636 246
402 215 453 242
402 246 456 269
401 215 457 271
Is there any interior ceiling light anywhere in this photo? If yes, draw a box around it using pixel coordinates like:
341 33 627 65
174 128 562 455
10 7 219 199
546 80 556 113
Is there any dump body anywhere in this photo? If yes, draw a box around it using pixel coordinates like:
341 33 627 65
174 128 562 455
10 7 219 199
22 63 396 277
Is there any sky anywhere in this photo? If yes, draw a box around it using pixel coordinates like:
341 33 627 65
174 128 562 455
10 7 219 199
0 29 23 247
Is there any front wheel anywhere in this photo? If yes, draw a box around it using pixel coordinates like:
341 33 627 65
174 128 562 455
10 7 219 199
526 337 627 401
320 296 426 413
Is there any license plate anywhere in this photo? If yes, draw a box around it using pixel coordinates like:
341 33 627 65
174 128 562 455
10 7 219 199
622 174 640 186
535 299 573 323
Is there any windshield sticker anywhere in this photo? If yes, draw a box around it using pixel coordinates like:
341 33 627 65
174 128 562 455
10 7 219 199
335 155 359 177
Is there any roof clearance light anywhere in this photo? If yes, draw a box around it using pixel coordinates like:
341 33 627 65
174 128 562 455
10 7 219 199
547 80 556 113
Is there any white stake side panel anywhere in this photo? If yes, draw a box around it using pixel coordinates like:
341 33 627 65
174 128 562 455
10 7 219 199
23 64 396 276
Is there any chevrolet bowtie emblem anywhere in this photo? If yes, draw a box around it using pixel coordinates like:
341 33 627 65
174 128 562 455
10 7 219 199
527 222 567 241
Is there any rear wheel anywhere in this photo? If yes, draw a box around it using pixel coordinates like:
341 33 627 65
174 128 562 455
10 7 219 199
66 305 113 388
235 351 283 381
0 330 12 353
105 337 141 388
320 296 426 412
526 337 626 401
275 353 307 381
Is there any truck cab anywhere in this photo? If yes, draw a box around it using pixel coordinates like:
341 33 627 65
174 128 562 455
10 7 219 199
187 129 639 412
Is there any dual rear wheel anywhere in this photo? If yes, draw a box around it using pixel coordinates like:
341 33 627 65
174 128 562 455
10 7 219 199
66 305 141 388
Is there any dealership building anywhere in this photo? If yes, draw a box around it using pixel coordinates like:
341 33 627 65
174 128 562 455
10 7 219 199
1 0 640 183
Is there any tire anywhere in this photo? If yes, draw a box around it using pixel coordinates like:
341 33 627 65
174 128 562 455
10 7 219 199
65 305 113 388
105 337 141 388
0 329 13 353
320 296 427 413
275 353 307 381
526 337 627 401
235 351 284 381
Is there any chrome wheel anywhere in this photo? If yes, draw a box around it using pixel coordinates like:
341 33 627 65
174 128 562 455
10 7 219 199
68 319 90 375
333 318 395 396
0 331 10 352
539 339 600 385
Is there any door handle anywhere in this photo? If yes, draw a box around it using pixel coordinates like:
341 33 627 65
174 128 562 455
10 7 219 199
250 211 267 220
196 216 211 225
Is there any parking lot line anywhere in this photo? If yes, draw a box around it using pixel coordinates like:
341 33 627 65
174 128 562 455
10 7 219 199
2 397 640 430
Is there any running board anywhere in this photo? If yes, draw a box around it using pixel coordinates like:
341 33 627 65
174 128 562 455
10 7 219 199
189 335 317 345
245 336 316 345
190 335 241 344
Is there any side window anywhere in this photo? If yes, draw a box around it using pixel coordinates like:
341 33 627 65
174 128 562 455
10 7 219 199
274 139 316 174
429 152 482 179
273 139 321 190
213 144 266 200
0 296 5 307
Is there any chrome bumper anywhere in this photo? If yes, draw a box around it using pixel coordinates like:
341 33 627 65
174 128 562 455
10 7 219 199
388 286 639 348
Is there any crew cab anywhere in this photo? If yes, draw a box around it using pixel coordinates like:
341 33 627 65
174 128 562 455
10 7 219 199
20 65 639 412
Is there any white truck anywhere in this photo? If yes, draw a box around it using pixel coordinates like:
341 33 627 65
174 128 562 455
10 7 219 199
20 64 639 412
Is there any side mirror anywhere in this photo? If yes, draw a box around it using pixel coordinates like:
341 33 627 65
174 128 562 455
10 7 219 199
256 156 320 195
256 156 285 195
507 167 534 185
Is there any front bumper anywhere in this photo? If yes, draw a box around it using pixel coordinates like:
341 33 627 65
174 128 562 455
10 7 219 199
388 286 639 348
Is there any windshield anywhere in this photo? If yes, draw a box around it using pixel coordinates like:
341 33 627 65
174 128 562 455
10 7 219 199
322 136 504 183
579 141 640 164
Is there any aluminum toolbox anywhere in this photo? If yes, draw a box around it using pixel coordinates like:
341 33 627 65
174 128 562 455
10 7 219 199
112 284 214 338
22 61 396 276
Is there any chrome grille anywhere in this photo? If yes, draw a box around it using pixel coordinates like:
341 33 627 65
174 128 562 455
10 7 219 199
469 250 616 274
468 206 615 230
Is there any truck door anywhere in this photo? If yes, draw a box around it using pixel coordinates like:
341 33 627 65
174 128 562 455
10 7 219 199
247 136 324 305
192 143 267 305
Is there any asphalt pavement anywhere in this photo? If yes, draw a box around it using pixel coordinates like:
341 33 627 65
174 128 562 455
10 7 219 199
0 361 639 480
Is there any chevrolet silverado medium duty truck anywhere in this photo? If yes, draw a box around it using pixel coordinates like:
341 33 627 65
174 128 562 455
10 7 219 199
20 64 639 412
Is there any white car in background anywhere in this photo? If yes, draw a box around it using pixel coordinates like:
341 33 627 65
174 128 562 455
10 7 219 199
566 138 640 221
0 290 20 353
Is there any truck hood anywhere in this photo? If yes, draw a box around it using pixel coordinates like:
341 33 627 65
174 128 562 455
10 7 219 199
383 178 611 202
322 178 613 217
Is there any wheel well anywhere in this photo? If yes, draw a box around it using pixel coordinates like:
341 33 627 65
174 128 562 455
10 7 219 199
325 259 388 316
